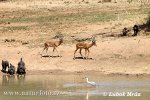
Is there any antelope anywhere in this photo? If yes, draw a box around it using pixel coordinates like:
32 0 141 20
42 38 63 57
73 37 97 59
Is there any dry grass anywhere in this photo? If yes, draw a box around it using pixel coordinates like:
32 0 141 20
0 0 150 46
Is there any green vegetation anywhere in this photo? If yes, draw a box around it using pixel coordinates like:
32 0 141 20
1 26 28 32
0 12 116 24
0 8 150 32
1 9 149 24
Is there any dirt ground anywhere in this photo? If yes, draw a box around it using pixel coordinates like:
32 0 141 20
0 0 150 75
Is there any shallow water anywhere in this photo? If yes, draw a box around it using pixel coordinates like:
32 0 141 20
0 74 150 100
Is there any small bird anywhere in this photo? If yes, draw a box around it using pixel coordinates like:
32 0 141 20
85 77 96 86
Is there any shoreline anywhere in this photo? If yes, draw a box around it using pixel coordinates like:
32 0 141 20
1 70 150 77
27 70 150 77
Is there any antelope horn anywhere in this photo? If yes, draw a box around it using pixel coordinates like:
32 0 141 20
59 37 63 40
91 36 96 42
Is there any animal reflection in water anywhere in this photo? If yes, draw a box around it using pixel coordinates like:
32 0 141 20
86 92 89 100
2 75 25 86
2 75 15 86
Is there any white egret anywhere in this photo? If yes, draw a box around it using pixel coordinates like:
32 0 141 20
85 77 96 86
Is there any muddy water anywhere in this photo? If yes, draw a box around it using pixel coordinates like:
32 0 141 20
0 74 150 100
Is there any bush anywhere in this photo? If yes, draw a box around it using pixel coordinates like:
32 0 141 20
146 16 150 31
103 0 111 2
0 0 7 1
139 15 150 34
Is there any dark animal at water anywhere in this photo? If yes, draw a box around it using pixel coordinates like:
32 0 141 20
7 63 15 75
122 27 130 36
17 58 26 75
133 25 139 36
1 60 9 73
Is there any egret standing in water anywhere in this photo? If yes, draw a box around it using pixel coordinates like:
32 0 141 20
85 77 96 86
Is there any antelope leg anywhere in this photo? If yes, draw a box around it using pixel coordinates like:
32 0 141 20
52 47 56 57
79 49 83 58
87 49 90 59
55 48 59 57
41 47 46 56
85 49 87 59
46 48 49 56
74 48 78 59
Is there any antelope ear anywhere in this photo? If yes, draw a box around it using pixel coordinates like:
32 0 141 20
60 36 64 39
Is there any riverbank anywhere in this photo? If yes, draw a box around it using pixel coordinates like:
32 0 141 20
0 36 150 76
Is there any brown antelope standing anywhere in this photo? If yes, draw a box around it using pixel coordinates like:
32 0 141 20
42 38 63 57
74 37 96 59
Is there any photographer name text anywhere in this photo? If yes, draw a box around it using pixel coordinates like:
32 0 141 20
103 92 141 97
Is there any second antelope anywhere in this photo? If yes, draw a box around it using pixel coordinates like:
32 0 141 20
42 38 63 57
74 37 97 59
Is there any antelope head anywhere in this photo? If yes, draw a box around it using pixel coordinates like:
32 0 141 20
91 36 97 46
59 37 63 44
